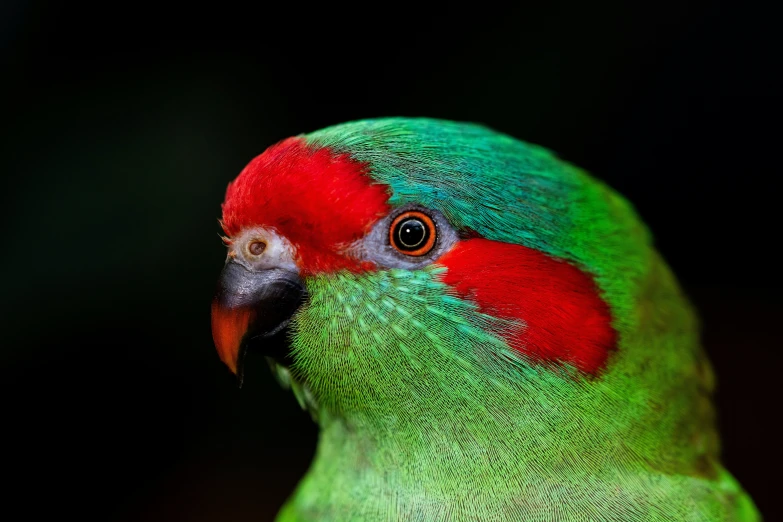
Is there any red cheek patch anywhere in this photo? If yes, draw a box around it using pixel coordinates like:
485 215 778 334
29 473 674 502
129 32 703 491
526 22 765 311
221 137 391 274
437 239 617 375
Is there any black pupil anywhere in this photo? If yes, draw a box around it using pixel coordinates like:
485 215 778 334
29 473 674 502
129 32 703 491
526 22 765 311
394 218 429 251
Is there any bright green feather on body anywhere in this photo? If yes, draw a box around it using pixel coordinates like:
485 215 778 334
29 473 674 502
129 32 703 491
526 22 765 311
268 119 760 520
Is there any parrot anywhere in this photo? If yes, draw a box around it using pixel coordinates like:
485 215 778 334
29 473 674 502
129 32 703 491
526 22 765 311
210 118 760 521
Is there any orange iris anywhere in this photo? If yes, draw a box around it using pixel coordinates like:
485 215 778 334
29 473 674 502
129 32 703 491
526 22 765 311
389 211 437 256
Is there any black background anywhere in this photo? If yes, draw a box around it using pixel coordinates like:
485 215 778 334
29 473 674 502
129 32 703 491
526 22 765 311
2 1 780 520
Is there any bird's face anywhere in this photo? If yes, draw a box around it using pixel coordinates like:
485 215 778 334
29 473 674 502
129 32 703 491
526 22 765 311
211 121 620 423
209 119 722 494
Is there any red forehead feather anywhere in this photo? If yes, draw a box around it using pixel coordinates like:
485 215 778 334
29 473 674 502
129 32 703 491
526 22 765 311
221 137 390 273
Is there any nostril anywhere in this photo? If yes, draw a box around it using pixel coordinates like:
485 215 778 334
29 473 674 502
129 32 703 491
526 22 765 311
248 240 267 256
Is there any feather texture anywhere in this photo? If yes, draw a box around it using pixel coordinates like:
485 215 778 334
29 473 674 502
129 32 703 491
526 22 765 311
220 118 758 521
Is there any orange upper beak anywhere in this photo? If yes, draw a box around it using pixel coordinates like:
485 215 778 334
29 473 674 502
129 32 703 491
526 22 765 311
211 302 256 375
211 261 305 380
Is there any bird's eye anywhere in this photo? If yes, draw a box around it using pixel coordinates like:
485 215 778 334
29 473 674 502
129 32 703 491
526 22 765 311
389 211 436 256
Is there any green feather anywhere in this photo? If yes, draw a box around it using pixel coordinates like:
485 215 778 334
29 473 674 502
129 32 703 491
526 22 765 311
267 119 759 520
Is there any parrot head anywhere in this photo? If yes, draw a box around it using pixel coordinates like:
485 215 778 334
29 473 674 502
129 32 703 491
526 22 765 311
211 118 629 410
209 118 759 520
210 117 693 422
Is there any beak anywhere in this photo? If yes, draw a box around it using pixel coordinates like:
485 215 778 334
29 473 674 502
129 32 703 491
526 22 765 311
211 260 305 382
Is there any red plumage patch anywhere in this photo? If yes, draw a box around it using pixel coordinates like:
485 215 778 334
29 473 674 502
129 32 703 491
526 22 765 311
221 137 390 273
437 239 617 375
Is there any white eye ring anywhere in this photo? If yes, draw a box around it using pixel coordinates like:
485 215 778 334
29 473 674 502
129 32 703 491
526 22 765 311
353 205 458 270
